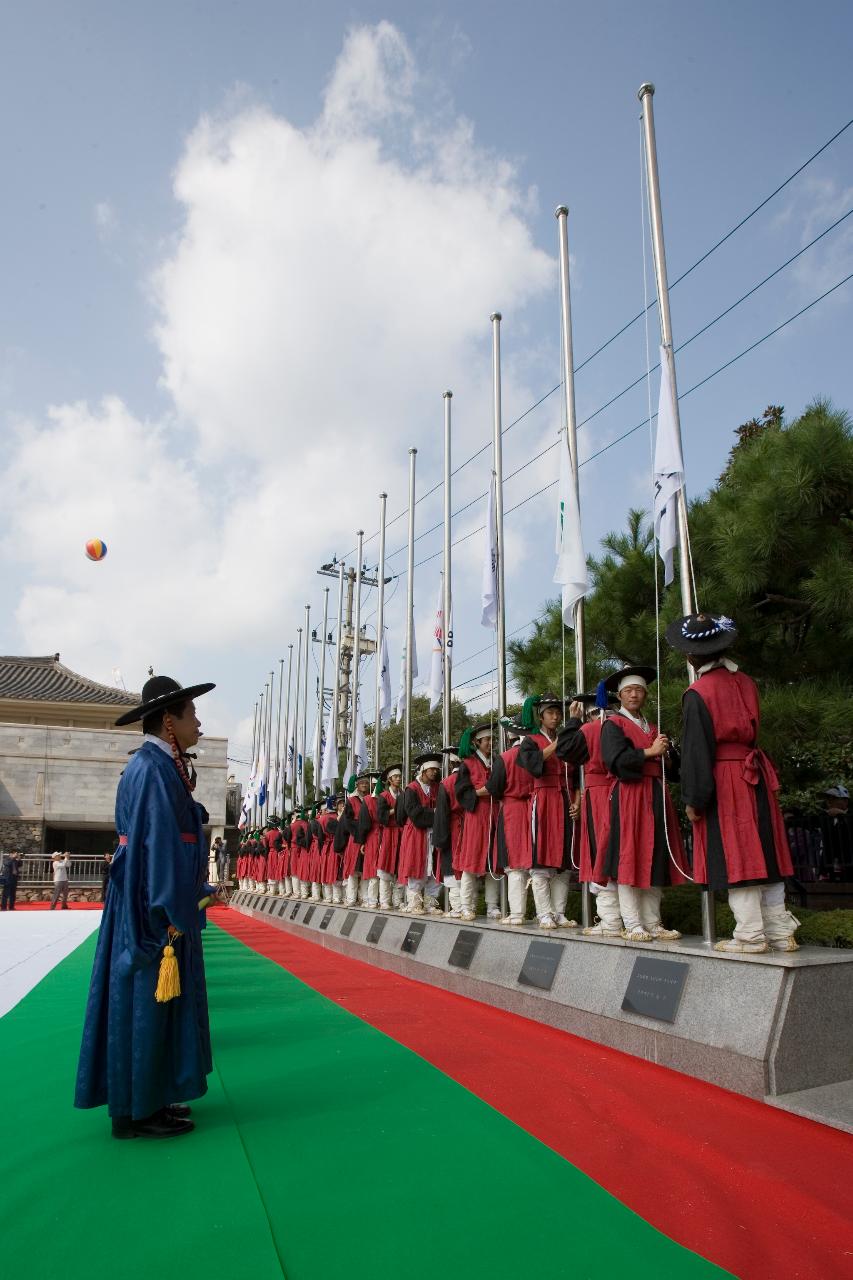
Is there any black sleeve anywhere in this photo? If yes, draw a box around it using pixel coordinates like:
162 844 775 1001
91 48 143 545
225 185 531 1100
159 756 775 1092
486 753 507 800
517 735 545 778
355 801 373 844
556 718 589 765
395 792 407 827
601 719 646 781
326 816 339 837
679 691 716 809
433 785 451 851
333 808 352 854
454 763 478 814
403 786 435 829
377 794 390 826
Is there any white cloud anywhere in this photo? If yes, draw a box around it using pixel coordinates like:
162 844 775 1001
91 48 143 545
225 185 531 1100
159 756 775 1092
3 22 558 762
94 200 117 241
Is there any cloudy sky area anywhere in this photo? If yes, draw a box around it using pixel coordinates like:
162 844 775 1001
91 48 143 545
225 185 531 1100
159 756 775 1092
1 1 852 775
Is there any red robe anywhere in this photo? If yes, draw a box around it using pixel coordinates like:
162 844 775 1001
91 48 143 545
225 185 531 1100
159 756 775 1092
486 744 533 870
433 773 464 878
376 788 402 874
597 714 687 887
319 813 340 884
557 716 613 883
290 820 308 879
279 828 292 879
517 733 575 870
680 666 793 888
308 821 322 882
455 755 495 876
341 795 365 880
358 795 382 879
397 780 438 881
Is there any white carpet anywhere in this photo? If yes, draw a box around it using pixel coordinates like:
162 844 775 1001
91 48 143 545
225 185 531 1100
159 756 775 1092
0 911 102 1017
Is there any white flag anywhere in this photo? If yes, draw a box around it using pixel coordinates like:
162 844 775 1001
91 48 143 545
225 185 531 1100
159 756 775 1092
428 572 447 713
480 472 498 630
654 344 685 588
554 429 588 626
395 616 419 723
320 699 338 787
378 626 392 727
345 707 369 782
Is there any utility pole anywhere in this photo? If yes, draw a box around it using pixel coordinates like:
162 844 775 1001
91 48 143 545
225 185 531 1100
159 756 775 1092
316 557 380 758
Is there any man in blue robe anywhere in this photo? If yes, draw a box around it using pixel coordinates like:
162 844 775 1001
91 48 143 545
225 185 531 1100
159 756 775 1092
75 675 219 1139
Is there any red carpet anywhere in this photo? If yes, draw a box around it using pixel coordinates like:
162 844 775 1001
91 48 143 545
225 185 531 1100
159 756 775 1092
214 906 853 1280
8 902 104 910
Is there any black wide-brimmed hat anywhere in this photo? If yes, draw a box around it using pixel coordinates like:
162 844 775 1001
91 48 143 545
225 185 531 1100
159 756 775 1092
576 691 619 709
115 675 215 726
381 763 403 781
666 613 738 656
602 666 657 694
413 751 442 771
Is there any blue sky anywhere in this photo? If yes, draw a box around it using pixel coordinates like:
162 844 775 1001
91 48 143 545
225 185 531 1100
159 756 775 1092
1 2 851 774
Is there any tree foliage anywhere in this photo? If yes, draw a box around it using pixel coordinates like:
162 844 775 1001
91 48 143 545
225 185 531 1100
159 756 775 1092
508 400 853 809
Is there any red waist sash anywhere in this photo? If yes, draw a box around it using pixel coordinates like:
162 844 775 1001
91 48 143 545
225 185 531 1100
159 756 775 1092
715 743 779 790
584 775 611 789
641 761 662 778
533 777 565 790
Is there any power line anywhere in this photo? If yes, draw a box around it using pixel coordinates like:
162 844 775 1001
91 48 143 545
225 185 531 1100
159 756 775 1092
339 112 853 563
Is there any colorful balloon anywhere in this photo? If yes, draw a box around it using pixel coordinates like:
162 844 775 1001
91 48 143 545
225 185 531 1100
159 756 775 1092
85 539 108 561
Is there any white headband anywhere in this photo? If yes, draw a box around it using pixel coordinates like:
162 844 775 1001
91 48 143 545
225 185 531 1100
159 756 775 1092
618 674 648 693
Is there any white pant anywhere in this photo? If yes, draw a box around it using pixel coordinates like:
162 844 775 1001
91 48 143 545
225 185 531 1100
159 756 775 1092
311 882 321 901
378 871 394 908
507 869 529 920
531 868 570 921
291 876 301 898
443 874 462 913
728 882 799 943
332 881 344 905
345 874 360 906
590 881 623 930
363 876 379 907
392 879 406 908
617 885 662 933
322 883 333 902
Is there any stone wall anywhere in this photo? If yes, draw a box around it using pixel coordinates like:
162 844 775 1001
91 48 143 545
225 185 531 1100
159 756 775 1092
0 817 42 857
0 722 228 854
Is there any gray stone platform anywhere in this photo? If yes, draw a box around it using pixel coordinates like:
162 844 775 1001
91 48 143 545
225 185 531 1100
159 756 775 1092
229 890 853 1130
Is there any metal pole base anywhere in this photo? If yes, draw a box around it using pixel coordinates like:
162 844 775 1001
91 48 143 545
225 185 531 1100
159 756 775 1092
701 889 717 947
581 883 592 928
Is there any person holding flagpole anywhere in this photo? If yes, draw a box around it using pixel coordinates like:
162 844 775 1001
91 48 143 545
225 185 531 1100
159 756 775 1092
597 667 686 942
376 765 405 910
454 726 502 923
487 720 534 925
515 695 579 930
356 774 384 910
433 746 464 919
397 753 444 916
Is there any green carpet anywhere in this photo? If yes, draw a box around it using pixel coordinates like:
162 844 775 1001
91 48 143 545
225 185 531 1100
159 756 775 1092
0 923 728 1279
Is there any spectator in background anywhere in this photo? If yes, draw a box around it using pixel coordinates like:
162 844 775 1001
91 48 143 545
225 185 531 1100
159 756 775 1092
1 850 23 911
49 852 71 909
819 786 852 881
101 852 113 902
213 837 229 884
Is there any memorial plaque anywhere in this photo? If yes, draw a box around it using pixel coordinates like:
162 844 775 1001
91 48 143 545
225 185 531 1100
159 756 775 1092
340 911 359 938
274 900 287 918
621 956 688 1023
518 940 563 991
366 916 387 944
319 908 335 931
401 920 427 954
303 905 316 925
290 902 302 920
448 929 481 970
264 898 276 914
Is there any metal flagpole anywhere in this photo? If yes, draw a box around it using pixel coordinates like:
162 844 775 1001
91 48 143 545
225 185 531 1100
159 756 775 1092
373 494 388 771
274 656 284 814
262 679 271 820
331 563 345 783
301 604 310 807
350 532 364 780
491 314 509 919
265 669 274 818
638 82 711 945
291 629 303 811
253 688 264 827
490 314 507 730
404 448 417 783
315 586 330 800
556 205 590 927
281 645 293 813
442 392 453 762
248 701 258 827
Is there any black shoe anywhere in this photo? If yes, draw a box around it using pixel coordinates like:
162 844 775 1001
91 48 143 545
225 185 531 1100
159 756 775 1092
166 1103 192 1119
112 1111 194 1139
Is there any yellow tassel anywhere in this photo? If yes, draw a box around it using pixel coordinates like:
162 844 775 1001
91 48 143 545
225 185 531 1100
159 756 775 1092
154 944 181 1003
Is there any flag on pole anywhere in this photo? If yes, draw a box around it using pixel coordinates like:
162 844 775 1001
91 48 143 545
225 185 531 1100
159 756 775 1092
257 744 267 808
320 699 338 787
653 343 685 588
428 572 448 713
395 615 419 723
554 429 588 626
378 626 392 727
345 708 369 783
480 472 498 630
